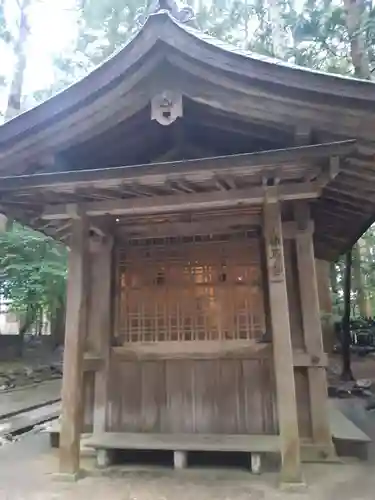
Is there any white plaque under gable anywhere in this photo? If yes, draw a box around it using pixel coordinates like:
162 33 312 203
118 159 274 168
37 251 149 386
151 91 183 126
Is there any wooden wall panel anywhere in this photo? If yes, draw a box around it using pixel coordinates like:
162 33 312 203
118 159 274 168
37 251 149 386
284 240 312 439
118 361 142 432
107 356 122 431
242 360 263 434
260 359 278 434
82 371 95 432
166 360 195 433
217 360 242 433
193 360 219 433
294 369 312 439
284 239 304 349
141 361 166 432
107 357 277 435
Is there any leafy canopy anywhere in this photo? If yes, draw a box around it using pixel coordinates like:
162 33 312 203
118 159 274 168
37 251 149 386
0 223 67 318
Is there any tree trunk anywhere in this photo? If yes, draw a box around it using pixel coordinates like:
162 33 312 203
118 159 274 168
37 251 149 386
359 237 373 316
17 303 37 358
50 300 66 349
330 261 339 313
343 0 371 79
341 250 354 381
352 242 367 317
268 0 288 59
4 0 31 121
316 259 335 352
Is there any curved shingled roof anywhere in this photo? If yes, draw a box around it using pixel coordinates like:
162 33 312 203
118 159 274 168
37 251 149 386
1 10 375 149
0 10 374 259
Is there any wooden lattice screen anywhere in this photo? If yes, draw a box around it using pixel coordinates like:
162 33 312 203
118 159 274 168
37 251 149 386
116 233 265 343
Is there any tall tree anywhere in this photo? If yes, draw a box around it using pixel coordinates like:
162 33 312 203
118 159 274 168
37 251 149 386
267 0 288 58
0 224 67 354
343 0 371 78
0 0 11 107
352 243 367 317
342 250 354 380
4 0 32 121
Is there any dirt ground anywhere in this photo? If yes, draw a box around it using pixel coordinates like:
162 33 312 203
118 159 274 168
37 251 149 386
0 432 374 500
329 353 375 382
1 352 375 499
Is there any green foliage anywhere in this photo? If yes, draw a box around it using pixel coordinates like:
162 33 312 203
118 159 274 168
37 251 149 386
2 0 375 326
0 224 67 323
0 0 11 44
28 0 375 103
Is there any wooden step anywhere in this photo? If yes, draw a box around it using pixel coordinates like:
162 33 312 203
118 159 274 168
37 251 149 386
85 432 281 453
329 400 371 443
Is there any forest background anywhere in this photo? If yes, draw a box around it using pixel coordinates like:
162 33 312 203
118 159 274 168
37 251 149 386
0 0 374 347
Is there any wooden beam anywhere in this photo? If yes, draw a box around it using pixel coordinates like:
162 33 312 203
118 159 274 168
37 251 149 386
348 157 375 169
0 141 355 192
188 113 287 143
282 221 314 239
294 203 335 458
115 219 314 242
292 350 328 368
113 340 271 360
188 100 292 138
129 183 159 197
59 213 89 476
263 190 302 484
167 63 368 138
335 175 375 194
42 183 320 220
318 199 368 217
223 176 237 190
112 343 327 365
117 214 262 238
313 208 358 223
85 432 281 453
167 179 196 193
83 354 103 372
214 176 231 191
340 167 375 184
89 216 114 238
323 191 372 211
327 183 375 202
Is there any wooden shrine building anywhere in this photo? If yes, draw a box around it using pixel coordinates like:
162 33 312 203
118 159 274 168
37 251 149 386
1 5 375 485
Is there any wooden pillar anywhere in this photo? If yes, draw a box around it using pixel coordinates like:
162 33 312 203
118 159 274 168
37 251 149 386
294 204 334 456
90 234 113 436
263 190 302 484
59 213 89 477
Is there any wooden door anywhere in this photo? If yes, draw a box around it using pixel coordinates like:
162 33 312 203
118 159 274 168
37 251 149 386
108 233 277 435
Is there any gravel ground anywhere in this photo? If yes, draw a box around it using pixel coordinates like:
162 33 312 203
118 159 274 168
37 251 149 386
0 352 374 499
0 433 375 500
